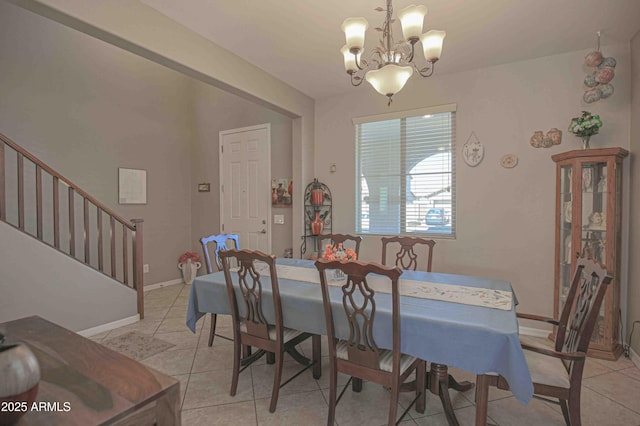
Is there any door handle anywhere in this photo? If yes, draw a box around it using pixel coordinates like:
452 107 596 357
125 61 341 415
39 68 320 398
259 229 266 234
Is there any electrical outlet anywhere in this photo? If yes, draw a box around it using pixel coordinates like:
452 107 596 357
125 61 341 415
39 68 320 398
143 264 149 273
274 214 285 224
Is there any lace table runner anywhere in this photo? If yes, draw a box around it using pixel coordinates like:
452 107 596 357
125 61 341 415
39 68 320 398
251 264 512 311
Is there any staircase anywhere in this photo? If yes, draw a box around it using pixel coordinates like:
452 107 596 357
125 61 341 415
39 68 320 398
0 132 145 320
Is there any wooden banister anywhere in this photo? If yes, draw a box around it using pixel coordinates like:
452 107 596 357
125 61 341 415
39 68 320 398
0 132 144 319
0 133 135 230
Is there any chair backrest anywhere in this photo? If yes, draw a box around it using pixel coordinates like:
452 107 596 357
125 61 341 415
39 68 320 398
200 234 240 273
555 256 612 357
317 234 362 258
315 259 402 371
219 249 282 341
381 236 436 271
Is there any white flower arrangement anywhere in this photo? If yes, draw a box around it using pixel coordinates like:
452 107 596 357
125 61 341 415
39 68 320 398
568 111 603 138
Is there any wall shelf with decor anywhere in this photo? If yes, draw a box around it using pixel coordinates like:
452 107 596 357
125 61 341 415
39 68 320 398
300 179 332 258
551 147 629 360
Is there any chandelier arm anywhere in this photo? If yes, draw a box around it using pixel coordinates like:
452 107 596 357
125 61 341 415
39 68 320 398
414 60 436 77
354 53 365 71
350 72 366 87
406 40 417 63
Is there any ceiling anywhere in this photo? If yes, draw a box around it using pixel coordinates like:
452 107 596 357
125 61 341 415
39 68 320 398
140 0 640 100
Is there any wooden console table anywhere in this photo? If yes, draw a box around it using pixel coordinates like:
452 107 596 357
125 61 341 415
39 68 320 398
0 316 180 425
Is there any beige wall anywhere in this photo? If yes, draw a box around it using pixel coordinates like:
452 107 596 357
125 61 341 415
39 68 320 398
190 81 294 262
0 221 137 331
7 0 316 249
629 31 640 356
315 45 632 321
0 2 297 288
0 1 194 284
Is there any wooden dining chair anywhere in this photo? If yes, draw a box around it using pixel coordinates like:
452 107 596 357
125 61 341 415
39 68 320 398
199 233 240 347
488 256 612 426
381 235 471 426
381 236 436 271
317 233 362 258
220 248 321 413
315 259 426 426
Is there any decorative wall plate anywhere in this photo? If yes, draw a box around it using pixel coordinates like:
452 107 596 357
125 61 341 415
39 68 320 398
462 131 484 167
500 154 518 168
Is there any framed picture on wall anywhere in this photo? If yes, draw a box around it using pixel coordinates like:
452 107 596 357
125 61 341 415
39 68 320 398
198 183 211 192
118 168 147 204
271 177 292 207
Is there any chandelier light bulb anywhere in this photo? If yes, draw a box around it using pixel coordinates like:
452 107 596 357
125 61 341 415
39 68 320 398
341 17 369 53
421 30 446 62
398 5 428 42
340 45 359 73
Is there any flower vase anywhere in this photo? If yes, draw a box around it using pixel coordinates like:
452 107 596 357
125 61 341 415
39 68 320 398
179 258 201 285
311 188 324 206
311 211 324 236
581 136 591 150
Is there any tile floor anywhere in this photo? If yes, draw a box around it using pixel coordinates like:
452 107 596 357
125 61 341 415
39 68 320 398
89 283 640 426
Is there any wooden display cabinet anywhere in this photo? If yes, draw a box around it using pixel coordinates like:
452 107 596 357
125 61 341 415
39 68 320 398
552 147 628 360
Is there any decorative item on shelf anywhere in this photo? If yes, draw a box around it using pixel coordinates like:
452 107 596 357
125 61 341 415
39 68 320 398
568 111 602 149
587 211 606 230
311 179 325 206
583 168 593 191
530 128 562 148
311 211 325 235
500 154 518 169
564 201 572 223
462 131 484 166
597 175 607 192
582 31 616 103
340 0 445 105
178 251 201 285
0 333 40 426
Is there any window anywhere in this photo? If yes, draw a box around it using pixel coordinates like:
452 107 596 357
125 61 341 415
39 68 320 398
355 104 456 237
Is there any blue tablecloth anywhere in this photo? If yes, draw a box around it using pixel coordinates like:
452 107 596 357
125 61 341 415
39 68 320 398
186 258 533 404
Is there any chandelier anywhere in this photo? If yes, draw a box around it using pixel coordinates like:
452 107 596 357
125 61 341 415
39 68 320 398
340 1 445 105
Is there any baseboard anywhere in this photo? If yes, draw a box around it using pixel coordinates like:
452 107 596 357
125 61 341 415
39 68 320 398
518 325 550 338
77 314 140 337
144 278 184 292
630 347 640 369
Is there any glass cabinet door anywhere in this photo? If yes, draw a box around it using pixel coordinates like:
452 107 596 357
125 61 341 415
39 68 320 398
557 164 573 313
580 161 607 267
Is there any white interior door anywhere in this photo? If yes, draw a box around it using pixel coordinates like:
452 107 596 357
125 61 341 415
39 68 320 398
219 124 271 253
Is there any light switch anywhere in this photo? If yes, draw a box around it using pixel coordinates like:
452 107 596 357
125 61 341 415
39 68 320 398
274 214 285 224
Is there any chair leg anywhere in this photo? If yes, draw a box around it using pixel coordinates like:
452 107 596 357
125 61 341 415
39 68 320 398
327 360 338 426
416 361 426 414
312 334 322 379
230 338 241 397
269 351 284 413
208 313 217 347
388 380 400 426
567 389 582 426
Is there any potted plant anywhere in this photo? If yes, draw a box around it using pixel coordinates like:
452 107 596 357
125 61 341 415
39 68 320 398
568 111 603 149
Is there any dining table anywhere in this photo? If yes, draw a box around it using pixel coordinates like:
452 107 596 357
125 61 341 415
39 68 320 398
186 258 533 426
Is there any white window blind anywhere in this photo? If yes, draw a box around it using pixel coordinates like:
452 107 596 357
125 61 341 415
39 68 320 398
355 106 456 237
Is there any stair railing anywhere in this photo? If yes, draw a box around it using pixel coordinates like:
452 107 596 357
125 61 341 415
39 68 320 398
0 132 144 318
